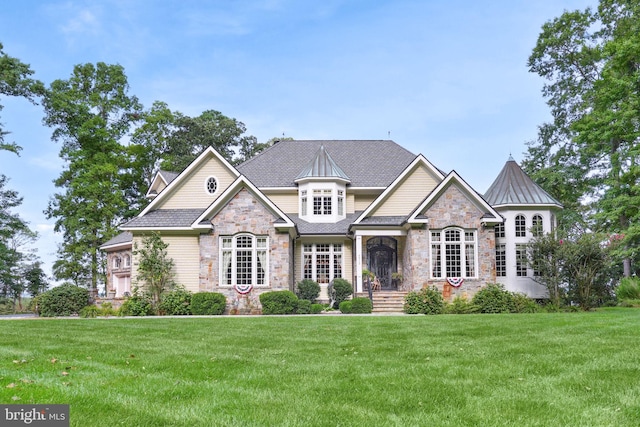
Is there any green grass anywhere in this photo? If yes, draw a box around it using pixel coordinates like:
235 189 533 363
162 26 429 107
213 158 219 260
1 310 639 426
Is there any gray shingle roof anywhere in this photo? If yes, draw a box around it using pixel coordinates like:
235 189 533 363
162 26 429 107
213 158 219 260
100 231 133 248
123 209 205 228
288 212 362 235
237 140 417 188
484 158 562 207
159 170 179 184
357 216 407 226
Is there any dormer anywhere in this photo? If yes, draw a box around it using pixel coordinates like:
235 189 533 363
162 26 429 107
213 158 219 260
145 170 180 200
295 145 350 223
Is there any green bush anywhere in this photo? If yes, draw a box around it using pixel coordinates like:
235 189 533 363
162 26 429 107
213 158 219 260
472 283 515 313
350 297 373 313
99 302 117 317
80 305 100 318
119 291 154 316
158 286 192 315
512 293 540 313
339 300 353 313
190 292 227 315
404 287 445 315
311 303 324 314
616 277 640 300
295 299 312 314
331 278 353 309
259 290 298 315
37 283 90 317
445 295 479 314
295 279 321 303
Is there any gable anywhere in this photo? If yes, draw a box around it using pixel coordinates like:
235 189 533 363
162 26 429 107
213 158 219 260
369 162 440 217
147 149 239 211
424 185 487 229
212 188 281 235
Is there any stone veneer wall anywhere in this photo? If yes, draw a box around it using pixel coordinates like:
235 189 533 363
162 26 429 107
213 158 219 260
405 185 496 300
199 188 291 314
105 249 132 293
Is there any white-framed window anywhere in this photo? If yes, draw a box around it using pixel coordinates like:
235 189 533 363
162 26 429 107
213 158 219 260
496 244 506 277
113 256 121 270
337 190 344 216
532 214 543 237
495 222 505 238
123 254 131 268
302 243 343 284
430 228 477 279
205 176 218 195
516 244 527 277
313 189 332 215
515 214 526 237
220 234 268 287
301 190 307 216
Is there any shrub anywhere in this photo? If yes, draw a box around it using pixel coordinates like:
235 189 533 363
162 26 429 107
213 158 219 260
472 283 515 313
311 303 324 314
99 302 117 317
190 292 227 315
158 286 192 315
339 300 353 313
512 293 540 313
295 299 312 314
331 278 353 309
37 283 90 317
404 287 445 315
119 291 154 316
259 290 298 315
80 305 99 318
445 295 479 314
350 297 373 313
616 277 640 301
295 279 321 303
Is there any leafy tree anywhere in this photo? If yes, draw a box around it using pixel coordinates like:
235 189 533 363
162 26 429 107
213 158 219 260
0 42 45 155
526 233 565 307
25 262 49 297
133 232 175 308
525 1 640 277
42 62 143 294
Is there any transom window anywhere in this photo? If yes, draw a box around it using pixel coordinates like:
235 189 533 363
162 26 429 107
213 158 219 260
303 243 343 284
515 214 526 237
430 228 476 279
220 234 268 287
205 177 218 195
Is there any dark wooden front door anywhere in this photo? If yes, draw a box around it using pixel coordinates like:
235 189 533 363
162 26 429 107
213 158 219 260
367 237 397 290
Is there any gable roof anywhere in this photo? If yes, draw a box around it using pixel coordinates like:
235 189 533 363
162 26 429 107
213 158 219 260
353 154 445 224
485 157 562 208
408 170 503 225
192 175 296 231
237 140 417 188
138 147 240 217
121 209 204 230
294 145 350 183
146 170 180 198
100 231 133 250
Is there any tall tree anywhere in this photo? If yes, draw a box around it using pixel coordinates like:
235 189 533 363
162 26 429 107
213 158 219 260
43 62 142 294
0 42 45 154
524 0 640 277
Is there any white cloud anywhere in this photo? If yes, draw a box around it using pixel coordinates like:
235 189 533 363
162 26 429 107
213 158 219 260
60 7 101 35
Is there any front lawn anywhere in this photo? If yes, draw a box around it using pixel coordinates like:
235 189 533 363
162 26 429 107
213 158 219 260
1 310 639 426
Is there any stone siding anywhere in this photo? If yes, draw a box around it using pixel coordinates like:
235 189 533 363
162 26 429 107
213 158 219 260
199 188 291 314
404 185 496 300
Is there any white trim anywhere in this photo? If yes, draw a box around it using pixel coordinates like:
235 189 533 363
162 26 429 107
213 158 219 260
429 227 478 279
353 229 406 237
219 233 270 288
407 170 503 224
354 154 445 224
100 242 132 251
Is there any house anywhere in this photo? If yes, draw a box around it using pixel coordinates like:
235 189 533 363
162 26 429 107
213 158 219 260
100 140 562 312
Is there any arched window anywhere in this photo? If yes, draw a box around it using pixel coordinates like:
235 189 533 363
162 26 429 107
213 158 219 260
220 234 268 287
515 214 526 237
123 254 131 268
430 227 476 278
113 256 121 269
532 214 543 237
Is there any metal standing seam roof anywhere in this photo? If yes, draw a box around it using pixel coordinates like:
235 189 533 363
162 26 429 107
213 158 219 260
484 157 562 207
294 145 351 182
236 140 418 188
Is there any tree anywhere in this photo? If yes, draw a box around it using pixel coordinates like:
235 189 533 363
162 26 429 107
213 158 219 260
25 262 49 297
525 1 640 277
43 62 143 294
133 232 175 308
0 42 45 155
526 233 565 307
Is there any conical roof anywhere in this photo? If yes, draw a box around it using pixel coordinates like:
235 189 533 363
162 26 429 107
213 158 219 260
294 145 351 182
484 157 562 207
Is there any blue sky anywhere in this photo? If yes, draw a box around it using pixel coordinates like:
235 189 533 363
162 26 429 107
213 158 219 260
1 0 594 281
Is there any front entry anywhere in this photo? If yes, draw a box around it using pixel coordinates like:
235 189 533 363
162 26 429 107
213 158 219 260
367 237 397 290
